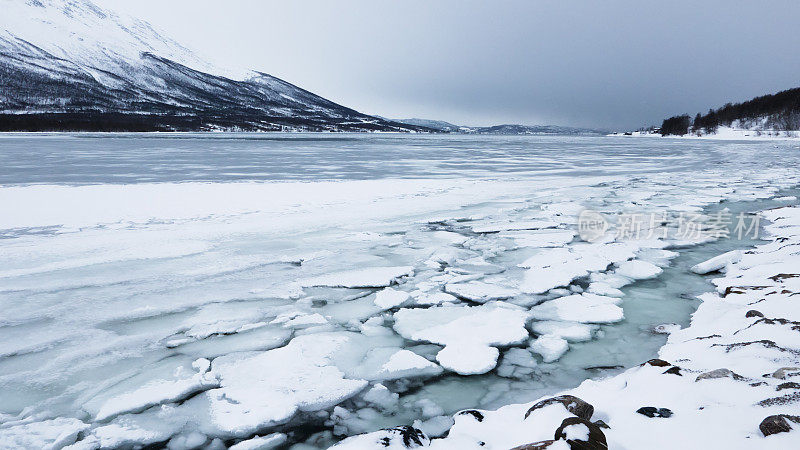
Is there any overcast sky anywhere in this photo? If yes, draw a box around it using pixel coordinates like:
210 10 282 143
97 0 800 130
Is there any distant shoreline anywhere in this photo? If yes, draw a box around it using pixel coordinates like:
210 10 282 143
608 126 800 141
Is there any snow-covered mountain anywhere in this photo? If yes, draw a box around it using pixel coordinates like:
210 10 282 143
385 118 466 133
469 124 607 135
388 119 607 135
0 0 425 131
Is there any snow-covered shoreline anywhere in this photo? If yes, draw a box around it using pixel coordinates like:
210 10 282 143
335 206 800 449
610 126 800 141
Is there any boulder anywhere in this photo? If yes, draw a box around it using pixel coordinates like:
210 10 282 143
331 426 429 449
636 407 673 418
593 420 610 429
641 358 671 367
455 410 484 422
391 426 429 447
745 310 764 318
525 395 594 421
695 368 745 382
769 273 800 282
769 367 800 380
553 417 609 450
759 414 800 436
510 441 558 450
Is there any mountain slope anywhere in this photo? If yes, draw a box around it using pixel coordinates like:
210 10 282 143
386 118 465 132
0 0 425 131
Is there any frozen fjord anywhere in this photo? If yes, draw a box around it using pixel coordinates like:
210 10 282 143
0 134 799 449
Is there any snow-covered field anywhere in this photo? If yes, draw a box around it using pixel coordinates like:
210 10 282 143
1 133 800 449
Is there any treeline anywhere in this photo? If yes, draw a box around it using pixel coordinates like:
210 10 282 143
660 86 800 135
0 112 410 132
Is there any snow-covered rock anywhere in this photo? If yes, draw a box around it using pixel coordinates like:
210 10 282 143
690 250 742 274
332 426 430 450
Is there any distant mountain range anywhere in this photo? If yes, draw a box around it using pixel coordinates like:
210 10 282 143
388 119 607 135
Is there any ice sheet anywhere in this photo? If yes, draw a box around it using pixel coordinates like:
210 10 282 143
3 134 800 449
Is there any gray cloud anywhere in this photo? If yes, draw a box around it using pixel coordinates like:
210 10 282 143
98 0 800 129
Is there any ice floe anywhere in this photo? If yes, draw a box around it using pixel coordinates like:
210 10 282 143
443 281 518 303
436 344 500 375
302 266 414 288
228 433 287 450
518 243 637 294
614 259 663 280
690 249 742 274
530 293 624 323
529 335 570 363
373 287 413 309
349 348 444 381
393 303 529 374
530 320 598 342
471 220 559 233
94 364 218 422
0 418 89 449
499 229 576 248
5 139 800 449
190 333 372 437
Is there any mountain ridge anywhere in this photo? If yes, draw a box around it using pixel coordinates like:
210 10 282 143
387 118 607 135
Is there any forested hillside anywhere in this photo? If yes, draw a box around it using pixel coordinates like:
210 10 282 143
660 87 800 136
